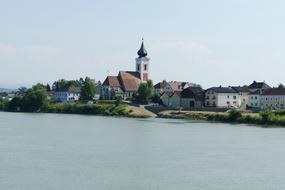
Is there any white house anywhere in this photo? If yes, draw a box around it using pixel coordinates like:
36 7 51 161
205 86 240 108
54 86 81 102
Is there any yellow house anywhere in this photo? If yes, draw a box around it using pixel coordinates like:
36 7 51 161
260 88 285 110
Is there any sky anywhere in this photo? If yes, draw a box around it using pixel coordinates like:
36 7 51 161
0 0 284 88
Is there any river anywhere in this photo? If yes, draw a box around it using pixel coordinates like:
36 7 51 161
0 112 285 190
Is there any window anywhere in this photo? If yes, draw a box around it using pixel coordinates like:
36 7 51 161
227 101 230 104
227 96 230 98
233 96 236 99
212 96 216 100
144 64 147 71
251 97 253 100
255 96 257 100
137 64 140 71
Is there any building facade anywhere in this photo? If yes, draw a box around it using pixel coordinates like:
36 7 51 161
161 92 181 108
53 86 81 102
260 88 285 110
205 87 240 108
180 87 204 109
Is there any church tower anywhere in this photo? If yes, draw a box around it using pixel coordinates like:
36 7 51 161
136 39 150 82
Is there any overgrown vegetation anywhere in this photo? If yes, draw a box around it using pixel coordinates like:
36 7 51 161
158 109 285 127
6 84 48 112
0 99 9 111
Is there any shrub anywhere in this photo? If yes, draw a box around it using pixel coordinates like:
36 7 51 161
227 109 242 122
260 110 274 124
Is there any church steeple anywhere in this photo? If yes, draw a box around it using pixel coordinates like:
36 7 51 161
135 38 150 82
137 38 148 58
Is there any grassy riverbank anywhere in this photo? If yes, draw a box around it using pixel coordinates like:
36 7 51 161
157 109 285 127
1 101 153 118
46 103 154 118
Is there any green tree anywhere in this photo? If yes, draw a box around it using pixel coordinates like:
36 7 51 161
52 79 81 91
0 98 9 111
137 80 153 104
7 96 23 111
80 77 96 102
21 84 48 112
46 83 51 91
278 83 285 89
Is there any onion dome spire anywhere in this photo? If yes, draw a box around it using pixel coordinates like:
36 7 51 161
137 38 148 58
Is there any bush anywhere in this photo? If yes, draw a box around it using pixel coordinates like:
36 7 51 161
260 110 274 124
7 97 23 112
0 99 9 111
227 109 242 122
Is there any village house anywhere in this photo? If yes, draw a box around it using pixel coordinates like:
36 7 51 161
248 90 262 109
100 40 150 100
248 80 271 92
260 88 285 110
231 86 251 110
205 86 240 108
53 86 81 102
153 80 167 96
180 86 204 109
248 81 271 110
161 91 181 108
163 81 192 93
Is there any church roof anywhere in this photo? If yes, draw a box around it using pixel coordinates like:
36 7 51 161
137 40 148 58
102 76 121 87
118 71 141 92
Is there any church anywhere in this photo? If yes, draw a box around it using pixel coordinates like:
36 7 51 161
100 40 150 100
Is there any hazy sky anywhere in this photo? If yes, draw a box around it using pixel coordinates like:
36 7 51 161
0 0 284 88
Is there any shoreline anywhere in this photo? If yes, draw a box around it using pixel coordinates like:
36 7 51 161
2 102 285 127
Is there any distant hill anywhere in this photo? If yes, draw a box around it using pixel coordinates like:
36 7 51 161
0 88 17 93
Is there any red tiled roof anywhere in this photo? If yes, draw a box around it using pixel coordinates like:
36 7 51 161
118 71 141 92
262 88 285 96
168 82 190 92
102 76 121 87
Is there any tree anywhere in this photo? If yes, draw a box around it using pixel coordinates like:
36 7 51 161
136 80 153 104
278 83 285 89
80 77 96 102
52 79 81 91
46 83 51 92
7 96 23 111
17 87 27 96
21 84 48 112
